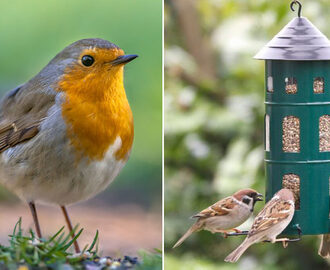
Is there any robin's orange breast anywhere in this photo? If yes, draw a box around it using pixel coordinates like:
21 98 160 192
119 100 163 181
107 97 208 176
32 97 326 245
57 55 134 161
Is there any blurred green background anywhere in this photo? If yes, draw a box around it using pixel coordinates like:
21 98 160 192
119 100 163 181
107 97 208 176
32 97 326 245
0 0 162 254
165 0 330 269
0 0 162 207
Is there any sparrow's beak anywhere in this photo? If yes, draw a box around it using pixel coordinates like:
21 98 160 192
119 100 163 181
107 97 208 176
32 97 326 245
255 193 264 201
111 54 138 66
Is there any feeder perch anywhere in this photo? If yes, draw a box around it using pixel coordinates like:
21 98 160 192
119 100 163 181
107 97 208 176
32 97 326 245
254 1 330 236
226 225 302 244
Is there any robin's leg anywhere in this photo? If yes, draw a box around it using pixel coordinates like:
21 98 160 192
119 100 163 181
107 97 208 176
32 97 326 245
60 205 80 253
28 202 42 239
231 228 242 233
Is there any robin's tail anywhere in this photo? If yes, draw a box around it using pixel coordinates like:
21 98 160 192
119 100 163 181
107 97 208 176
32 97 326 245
172 222 201 248
319 234 330 258
224 238 254 263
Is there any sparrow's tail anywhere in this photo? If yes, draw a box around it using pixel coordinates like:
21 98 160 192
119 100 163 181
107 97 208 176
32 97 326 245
172 222 201 248
318 234 330 258
224 238 254 263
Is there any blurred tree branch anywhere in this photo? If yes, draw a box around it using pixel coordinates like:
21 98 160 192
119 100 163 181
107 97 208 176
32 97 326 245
169 0 216 81
166 0 226 104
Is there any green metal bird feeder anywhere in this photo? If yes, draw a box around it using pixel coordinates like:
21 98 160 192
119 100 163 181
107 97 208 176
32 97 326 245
254 1 330 236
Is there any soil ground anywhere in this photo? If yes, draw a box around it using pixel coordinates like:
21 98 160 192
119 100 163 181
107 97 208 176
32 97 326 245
0 203 161 256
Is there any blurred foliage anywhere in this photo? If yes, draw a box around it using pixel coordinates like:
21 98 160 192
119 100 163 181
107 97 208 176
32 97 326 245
0 0 162 209
136 250 162 270
165 0 330 269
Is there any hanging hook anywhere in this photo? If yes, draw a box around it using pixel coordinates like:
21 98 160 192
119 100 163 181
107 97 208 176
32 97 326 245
290 1 302 17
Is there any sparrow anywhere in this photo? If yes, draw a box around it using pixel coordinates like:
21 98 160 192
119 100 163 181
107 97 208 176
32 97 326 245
319 234 330 258
318 181 330 258
172 188 263 248
225 188 295 263
0 38 137 253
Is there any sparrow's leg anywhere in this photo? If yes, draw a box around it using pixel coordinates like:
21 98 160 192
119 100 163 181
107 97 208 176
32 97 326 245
28 202 42 239
60 205 80 253
274 237 290 248
213 229 230 238
274 237 290 242
222 229 243 238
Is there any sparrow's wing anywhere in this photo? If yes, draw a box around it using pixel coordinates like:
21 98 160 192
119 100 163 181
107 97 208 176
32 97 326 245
0 84 56 152
248 197 293 237
192 196 237 218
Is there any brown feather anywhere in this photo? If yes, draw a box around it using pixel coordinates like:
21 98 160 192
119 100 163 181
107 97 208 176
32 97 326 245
0 121 41 152
0 84 56 153
193 197 236 218
248 198 292 236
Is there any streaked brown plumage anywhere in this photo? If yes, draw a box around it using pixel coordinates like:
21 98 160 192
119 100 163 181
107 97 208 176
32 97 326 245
319 234 330 258
225 189 295 263
173 188 263 248
318 182 330 258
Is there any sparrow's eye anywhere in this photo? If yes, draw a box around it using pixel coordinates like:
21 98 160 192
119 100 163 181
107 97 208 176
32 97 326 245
81 55 94 66
242 196 251 205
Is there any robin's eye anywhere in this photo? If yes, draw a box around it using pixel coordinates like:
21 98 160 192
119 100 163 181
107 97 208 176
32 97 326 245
81 55 94 66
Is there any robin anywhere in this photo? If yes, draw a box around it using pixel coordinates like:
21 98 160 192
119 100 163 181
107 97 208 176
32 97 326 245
0 38 137 253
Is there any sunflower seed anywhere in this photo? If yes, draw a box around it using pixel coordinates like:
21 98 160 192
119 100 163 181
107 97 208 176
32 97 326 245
313 77 324 94
282 116 300 152
285 77 297 94
282 174 300 209
319 115 330 152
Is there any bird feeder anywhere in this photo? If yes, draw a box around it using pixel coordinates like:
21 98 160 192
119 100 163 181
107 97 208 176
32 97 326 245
255 1 330 236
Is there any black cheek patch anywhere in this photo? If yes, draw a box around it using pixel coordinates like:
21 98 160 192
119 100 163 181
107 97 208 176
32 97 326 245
242 197 251 205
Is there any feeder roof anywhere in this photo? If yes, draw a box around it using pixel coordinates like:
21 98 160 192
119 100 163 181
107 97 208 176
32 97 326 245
254 17 330 61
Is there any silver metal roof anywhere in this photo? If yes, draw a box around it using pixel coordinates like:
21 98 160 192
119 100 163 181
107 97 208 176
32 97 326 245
254 17 330 61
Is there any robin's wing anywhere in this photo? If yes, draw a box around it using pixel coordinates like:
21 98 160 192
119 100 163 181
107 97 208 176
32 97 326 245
248 197 293 237
0 84 56 153
192 196 237 218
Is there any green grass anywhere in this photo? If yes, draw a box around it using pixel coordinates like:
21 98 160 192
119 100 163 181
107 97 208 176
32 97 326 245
0 218 162 269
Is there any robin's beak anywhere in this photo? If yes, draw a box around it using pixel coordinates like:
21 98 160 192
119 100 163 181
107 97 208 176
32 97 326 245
111 54 138 66
255 193 263 201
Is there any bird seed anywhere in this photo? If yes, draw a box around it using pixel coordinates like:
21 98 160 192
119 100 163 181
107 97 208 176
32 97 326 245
285 77 297 94
282 174 300 210
282 116 300 153
314 77 324 93
319 115 330 152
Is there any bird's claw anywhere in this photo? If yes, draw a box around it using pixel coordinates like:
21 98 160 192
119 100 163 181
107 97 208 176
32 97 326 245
274 237 290 248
